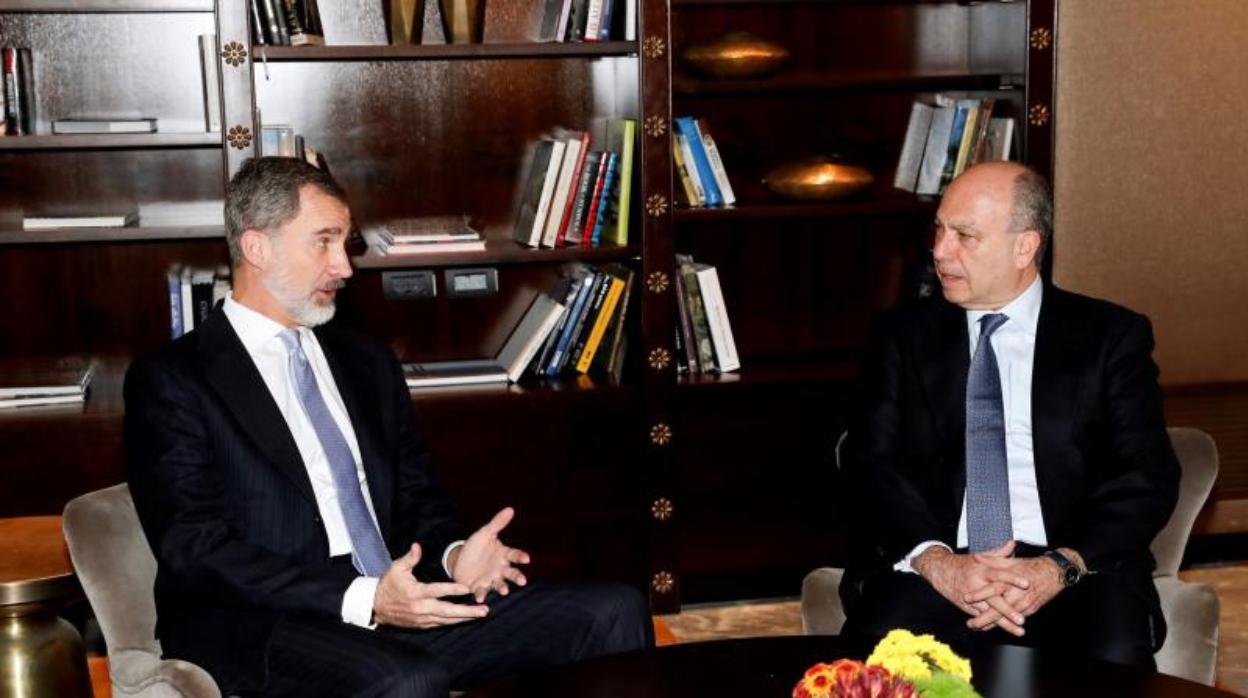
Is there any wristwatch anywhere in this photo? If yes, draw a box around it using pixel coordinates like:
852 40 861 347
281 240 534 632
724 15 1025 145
1044 549 1082 587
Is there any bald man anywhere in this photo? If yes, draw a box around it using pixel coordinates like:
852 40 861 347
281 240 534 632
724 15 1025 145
839 163 1180 669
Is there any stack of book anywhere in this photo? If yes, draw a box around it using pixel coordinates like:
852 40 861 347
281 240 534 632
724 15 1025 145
365 216 486 256
0 356 95 409
894 95 1016 196
261 124 330 171
52 118 157 134
22 210 139 230
674 253 739 374
534 0 635 42
405 262 635 388
168 265 232 338
1 46 36 136
250 0 325 46
671 117 736 209
512 119 636 249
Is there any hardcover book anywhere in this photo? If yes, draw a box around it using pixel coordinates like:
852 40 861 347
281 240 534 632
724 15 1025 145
0 356 95 400
23 211 139 229
53 118 158 134
604 119 636 246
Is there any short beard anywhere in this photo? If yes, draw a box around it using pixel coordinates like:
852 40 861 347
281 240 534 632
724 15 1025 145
263 269 341 328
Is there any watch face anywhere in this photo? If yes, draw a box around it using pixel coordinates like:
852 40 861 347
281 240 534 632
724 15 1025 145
1063 566 1080 586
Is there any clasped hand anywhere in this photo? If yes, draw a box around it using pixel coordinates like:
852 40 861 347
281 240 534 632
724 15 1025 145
914 540 1064 637
372 507 530 629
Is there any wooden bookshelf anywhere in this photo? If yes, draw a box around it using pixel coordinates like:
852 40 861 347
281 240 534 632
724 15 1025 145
673 69 1024 97
258 41 639 62
676 357 858 389
352 240 639 269
0 0 211 11
0 133 222 151
0 225 224 245
673 197 935 223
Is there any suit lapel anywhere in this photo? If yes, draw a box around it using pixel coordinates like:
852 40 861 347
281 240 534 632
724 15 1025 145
1031 285 1085 540
315 326 394 539
197 308 318 506
918 298 971 511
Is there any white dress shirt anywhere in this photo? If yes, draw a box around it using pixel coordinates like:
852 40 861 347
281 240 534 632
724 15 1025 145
896 276 1048 572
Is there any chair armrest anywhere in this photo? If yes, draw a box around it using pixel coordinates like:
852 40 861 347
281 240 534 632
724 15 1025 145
110 649 223 698
1154 576 1219 686
801 567 846 635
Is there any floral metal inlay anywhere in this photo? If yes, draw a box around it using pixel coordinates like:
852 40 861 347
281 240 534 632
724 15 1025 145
646 193 669 217
643 36 666 59
650 422 673 446
646 271 670 294
1028 103 1051 127
648 347 672 371
221 41 248 67
651 498 674 521
1030 27 1052 51
651 570 675 594
644 115 668 139
227 125 253 150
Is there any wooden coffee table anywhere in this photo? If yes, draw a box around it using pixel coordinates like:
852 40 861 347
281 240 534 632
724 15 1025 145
467 635 1236 697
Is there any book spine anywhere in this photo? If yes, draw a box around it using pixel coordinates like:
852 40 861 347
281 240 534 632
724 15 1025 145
623 0 636 41
590 152 618 246
17 48 34 135
695 266 740 372
554 132 591 246
546 272 596 375
678 259 716 370
3 47 22 136
582 0 603 42
180 268 195 333
676 117 722 206
673 269 699 372
695 119 735 206
598 0 615 40
200 35 222 132
576 275 624 372
167 269 184 339
533 278 580 375
610 120 635 246
671 134 701 206
564 150 600 246
562 271 608 372
541 135 582 247
598 268 634 375
580 150 611 245
249 0 270 45
894 101 933 192
530 140 565 246
938 103 971 191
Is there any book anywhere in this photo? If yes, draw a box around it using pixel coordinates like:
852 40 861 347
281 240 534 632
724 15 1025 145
139 200 226 227
582 0 604 43
496 292 566 381
579 150 612 245
894 101 934 192
564 270 610 371
564 150 602 247
623 0 636 41
377 216 482 243
984 117 1015 162
915 105 955 196
17 47 34 135
533 269 590 374
180 266 195 332
693 263 740 372
673 269 699 372
3 47 23 136
403 360 509 388
671 134 701 207
676 254 716 371
604 119 635 246
0 356 95 400
167 268 184 338
676 117 722 207
284 0 326 46
542 130 587 248
575 267 626 372
52 118 157 134
512 139 558 247
371 237 487 255
695 118 736 207
589 151 618 246
546 269 599 375
199 35 222 132
596 265 634 377
535 0 570 42
249 0 270 46
22 211 138 229
191 268 215 327
937 100 976 191
951 102 980 179
0 393 87 409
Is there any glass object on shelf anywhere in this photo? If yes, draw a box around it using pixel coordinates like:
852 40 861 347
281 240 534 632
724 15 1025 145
680 32 789 79
763 156 873 202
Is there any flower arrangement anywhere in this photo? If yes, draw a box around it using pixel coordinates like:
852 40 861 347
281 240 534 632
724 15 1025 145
792 630 982 698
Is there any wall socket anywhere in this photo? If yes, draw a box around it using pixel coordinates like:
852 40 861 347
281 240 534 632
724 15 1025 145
381 270 436 299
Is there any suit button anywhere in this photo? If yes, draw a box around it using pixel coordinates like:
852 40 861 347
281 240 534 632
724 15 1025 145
313 516 322 524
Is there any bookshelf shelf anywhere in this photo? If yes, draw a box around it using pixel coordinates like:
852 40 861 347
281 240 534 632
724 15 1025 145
0 0 212 11
0 225 225 245
676 358 858 390
352 240 640 269
673 0 966 5
673 197 936 223
673 69 1024 97
408 376 635 402
0 133 223 151
257 41 639 62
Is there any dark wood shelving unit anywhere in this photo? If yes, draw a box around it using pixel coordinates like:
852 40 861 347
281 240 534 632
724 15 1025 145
673 197 936 223
0 225 224 245
0 0 211 11
673 69 1024 97
0 133 222 151
257 41 638 62
351 240 639 269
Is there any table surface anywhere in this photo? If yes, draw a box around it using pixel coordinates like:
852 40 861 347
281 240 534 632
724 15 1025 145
467 635 1236 698
0 515 79 606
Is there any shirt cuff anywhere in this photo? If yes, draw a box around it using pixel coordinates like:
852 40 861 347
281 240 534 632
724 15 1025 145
341 576 380 629
442 540 466 579
894 541 952 574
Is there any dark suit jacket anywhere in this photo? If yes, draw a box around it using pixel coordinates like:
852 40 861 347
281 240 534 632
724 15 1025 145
125 306 466 692
841 284 1180 629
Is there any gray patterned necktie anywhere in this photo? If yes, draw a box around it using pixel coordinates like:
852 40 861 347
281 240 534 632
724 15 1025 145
966 313 1012 553
278 328 391 577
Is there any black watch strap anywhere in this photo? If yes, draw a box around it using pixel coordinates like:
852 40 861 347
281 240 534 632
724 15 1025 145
1044 549 1082 587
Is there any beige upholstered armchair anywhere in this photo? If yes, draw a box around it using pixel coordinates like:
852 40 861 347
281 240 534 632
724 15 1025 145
800 427 1220 685
63 484 222 698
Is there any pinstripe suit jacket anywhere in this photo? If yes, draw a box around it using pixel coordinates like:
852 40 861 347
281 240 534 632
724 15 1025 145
125 306 466 692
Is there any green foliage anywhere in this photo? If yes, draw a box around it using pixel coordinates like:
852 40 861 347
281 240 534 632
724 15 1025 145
913 671 983 698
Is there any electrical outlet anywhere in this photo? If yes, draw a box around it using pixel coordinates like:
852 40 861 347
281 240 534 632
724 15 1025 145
445 268 499 298
382 270 436 299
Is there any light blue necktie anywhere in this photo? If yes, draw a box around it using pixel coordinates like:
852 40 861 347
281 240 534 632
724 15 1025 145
965 313 1012 553
279 328 391 577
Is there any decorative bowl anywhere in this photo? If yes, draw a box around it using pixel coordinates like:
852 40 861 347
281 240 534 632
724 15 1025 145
763 157 875 201
681 32 790 79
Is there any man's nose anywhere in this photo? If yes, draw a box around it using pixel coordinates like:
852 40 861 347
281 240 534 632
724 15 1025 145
329 245 354 279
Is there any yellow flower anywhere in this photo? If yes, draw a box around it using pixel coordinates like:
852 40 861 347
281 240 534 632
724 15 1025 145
866 629 973 683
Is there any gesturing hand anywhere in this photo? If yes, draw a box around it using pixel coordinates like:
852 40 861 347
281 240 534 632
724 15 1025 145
373 543 490 628
449 507 531 602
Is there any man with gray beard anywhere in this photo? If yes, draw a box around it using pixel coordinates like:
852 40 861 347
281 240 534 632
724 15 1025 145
124 157 651 697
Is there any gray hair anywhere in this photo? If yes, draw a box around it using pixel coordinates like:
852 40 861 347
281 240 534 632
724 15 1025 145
224 156 348 266
1008 168 1053 269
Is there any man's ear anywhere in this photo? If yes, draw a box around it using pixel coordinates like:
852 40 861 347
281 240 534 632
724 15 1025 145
239 229 271 270
1014 229 1041 269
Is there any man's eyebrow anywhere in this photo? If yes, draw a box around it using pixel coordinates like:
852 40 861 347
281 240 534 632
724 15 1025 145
312 226 348 237
934 217 979 234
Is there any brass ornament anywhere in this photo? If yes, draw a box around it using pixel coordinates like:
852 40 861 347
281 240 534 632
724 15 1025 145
644 115 668 139
651 570 675 594
646 193 669 217
649 422 672 446
1028 103 1051 127
643 36 666 59
651 498 674 521
221 41 248 67
681 32 790 79
762 156 874 201
646 271 670 294
1030 27 1052 51
227 126 253 150
647 347 672 371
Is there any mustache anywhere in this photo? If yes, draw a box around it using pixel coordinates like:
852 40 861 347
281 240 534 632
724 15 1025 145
322 279 347 291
